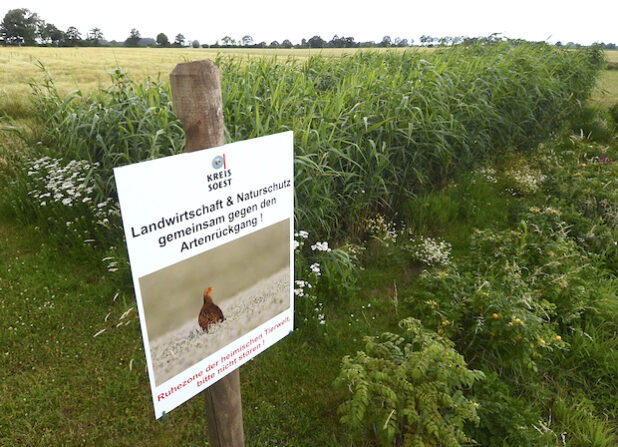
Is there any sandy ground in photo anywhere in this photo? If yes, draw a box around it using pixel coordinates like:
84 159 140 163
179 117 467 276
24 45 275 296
150 267 289 385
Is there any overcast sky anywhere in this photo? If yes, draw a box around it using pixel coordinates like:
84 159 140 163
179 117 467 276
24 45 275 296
1 0 616 46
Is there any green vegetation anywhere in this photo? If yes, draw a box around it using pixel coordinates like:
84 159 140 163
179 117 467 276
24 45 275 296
1 40 617 445
336 318 484 446
5 42 605 239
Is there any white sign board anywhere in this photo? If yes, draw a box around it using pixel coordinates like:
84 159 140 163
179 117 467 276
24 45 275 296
114 131 294 418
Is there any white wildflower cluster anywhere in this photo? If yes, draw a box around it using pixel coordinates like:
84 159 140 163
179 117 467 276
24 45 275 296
409 235 453 266
344 243 366 258
315 301 326 325
295 277 326 326
504 166 546 194
294 279 312 297
25 156 119 231
27 157 98 207
96 198 115 226
310 262 321 276
365 214 398 245
311 241 331 252
542 206 562 217
294 230 309 250
472 166 498 184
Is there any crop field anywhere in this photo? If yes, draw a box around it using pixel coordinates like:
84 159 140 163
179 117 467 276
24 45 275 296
596 71 618 107
1 42 618 446
606 49 618 62
0 46 407 120
596 50 618 108
1 47 616 119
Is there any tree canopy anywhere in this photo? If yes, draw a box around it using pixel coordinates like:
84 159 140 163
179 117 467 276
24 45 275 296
0 8 41 46
38 23 63 46
87 28 104 46
174 33 185 47
0 9 611 50
65 26 82 45
124 28 141 47
156 33 169 47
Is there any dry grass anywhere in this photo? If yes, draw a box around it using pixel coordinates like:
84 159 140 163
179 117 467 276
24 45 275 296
0 47 400 92
0 46 413 118
605 50 618 63
592 70 618 107
1 46 613 119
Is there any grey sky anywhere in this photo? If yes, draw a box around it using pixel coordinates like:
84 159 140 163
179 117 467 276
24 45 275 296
1 0 616 45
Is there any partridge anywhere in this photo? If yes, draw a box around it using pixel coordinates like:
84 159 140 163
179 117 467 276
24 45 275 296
198 287 225 332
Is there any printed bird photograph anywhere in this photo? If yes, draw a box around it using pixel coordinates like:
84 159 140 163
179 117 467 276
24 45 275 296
139 219 291 384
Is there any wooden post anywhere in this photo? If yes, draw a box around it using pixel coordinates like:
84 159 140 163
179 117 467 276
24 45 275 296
170 60 245 447
170 60 225 150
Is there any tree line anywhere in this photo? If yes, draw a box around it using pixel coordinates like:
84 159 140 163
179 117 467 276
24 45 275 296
1 9 615 50
0 9 421 49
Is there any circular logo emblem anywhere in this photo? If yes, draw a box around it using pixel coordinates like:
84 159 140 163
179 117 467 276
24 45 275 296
212 155 224 170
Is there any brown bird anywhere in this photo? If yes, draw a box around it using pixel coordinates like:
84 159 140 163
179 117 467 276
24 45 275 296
198 287 225 332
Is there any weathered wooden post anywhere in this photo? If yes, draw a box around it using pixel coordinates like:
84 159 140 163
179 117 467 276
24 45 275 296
170 60 245 447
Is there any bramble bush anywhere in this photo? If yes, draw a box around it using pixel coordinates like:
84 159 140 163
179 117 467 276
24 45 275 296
409 204 612 375
469 372 552 446
412 256 560 374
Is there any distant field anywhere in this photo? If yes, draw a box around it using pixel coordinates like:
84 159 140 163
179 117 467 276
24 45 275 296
0 46 368 89
0 47 407 118
595 50 618 107
594 70 618 107
0 47 615 119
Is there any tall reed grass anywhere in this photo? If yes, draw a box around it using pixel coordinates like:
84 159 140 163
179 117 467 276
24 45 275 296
8 41 605 240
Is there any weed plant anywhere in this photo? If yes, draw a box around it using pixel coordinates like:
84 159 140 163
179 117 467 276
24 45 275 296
293 230 359 334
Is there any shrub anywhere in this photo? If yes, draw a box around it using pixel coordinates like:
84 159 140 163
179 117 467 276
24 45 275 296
469 372 550 446
335 317 484 446
539 137 618 271
412 258 559 374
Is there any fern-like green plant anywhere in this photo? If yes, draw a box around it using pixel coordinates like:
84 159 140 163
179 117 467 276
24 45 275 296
335 317 484 446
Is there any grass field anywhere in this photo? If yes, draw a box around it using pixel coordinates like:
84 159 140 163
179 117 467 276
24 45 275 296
595 70 618 107
1 43 617 446
1 47 616 120
594 50 618 107
0 47 399 119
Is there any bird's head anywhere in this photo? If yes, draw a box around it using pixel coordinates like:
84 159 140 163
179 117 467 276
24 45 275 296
203 287 213 303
